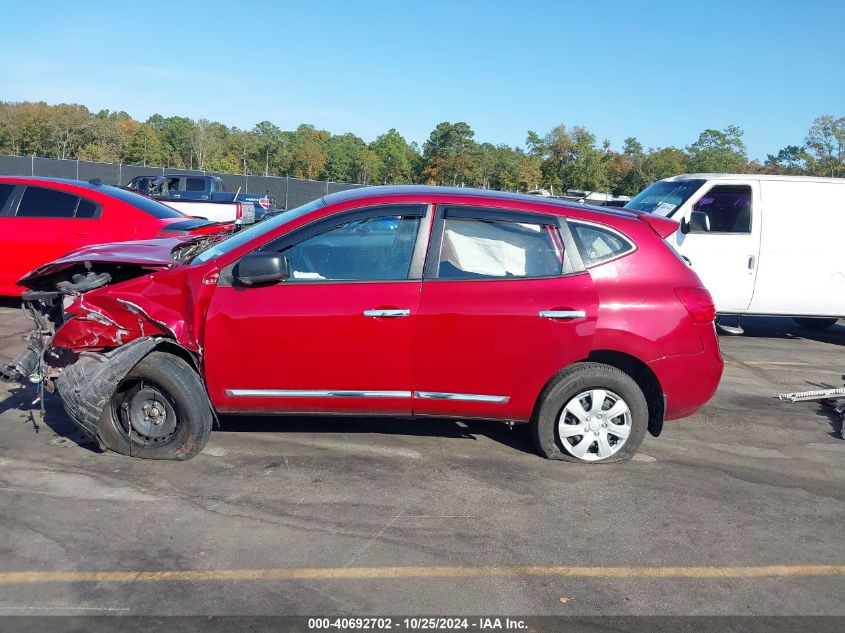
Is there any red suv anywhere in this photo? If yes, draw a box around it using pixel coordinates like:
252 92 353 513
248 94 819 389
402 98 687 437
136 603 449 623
1 186 723 463
0 177 230 296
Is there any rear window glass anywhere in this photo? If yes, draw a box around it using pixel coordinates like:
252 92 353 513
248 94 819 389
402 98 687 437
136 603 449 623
100 185 184 219
186 177 206 192
17 186 79 218
0 183 14 210
570 222 634 266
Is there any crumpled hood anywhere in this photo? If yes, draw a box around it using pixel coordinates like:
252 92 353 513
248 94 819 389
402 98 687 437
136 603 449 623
18 238 189 288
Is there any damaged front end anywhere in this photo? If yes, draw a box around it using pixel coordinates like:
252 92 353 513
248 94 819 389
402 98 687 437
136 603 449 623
1 240 211 443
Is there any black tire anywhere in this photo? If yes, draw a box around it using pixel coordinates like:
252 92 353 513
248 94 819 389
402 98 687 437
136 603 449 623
531 362 648 463
98 352 213 460
793 317 838 331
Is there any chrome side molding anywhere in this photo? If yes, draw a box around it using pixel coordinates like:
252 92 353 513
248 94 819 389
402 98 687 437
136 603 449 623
414 391 510 403
226 389 413 398
225 389 510 403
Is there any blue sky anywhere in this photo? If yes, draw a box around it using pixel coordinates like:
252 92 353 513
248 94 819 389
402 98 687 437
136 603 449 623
2 0 842 159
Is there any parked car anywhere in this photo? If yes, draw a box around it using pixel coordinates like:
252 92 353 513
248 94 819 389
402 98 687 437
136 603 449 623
625 174 845 331
1 186 723 463
125 174 270 224
0 177 233 296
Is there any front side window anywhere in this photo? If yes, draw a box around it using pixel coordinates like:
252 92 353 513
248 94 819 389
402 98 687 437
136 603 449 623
436 216 564 279
692 185 752 233
570 222 634 266
16 186 79 218
281 214 420 281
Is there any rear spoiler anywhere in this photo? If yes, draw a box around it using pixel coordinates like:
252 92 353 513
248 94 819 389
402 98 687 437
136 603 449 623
628 210 680 239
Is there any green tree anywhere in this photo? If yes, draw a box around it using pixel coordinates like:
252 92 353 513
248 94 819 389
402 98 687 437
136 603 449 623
686 125 748 173
420 121 479 185
805 115 845 176
324 133 365 182
370 128 415 183
764 145 808 174
642 147 689 183
124 124 165 166
252 120 284 176
148 115 195 168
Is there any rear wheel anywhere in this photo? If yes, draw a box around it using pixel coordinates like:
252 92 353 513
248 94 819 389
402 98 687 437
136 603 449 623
531 363 648 463
793 317 838 331
98 352 213 460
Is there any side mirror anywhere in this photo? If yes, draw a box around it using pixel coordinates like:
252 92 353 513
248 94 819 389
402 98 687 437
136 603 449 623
236 252 290 286
684 210 711 234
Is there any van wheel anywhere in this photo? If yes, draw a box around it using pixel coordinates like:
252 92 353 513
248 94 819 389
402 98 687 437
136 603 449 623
793 317 838 331
531 363 648 463
98 352 213 460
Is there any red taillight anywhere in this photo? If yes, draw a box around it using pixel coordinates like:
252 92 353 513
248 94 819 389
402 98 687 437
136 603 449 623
675 287 716 324
235 202 244 221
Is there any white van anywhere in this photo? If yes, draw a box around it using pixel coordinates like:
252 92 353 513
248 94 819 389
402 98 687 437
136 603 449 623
625 174 845 331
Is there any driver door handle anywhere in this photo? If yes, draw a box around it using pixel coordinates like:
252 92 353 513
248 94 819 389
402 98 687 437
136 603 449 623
363 309 410 318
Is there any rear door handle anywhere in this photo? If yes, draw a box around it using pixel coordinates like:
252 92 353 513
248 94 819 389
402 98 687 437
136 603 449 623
539 310 586 320
748 255 756 270
363 309 410 318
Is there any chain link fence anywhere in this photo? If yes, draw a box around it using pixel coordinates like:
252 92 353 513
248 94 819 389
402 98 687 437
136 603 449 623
0 155 364 209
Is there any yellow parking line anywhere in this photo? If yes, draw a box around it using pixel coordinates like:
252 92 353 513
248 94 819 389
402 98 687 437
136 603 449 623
0 565 842 585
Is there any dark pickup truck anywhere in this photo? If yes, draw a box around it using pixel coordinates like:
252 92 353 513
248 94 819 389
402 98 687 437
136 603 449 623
126 174 274 214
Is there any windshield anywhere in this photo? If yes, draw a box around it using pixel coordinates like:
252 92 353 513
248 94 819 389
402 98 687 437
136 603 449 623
624 179 705 216
192 198 326 264
102 185 186 219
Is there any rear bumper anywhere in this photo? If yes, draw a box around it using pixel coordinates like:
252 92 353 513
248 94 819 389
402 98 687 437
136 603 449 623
648 326 723 421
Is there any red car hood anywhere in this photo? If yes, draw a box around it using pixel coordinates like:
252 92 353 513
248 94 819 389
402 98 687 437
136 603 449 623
19 238 188 286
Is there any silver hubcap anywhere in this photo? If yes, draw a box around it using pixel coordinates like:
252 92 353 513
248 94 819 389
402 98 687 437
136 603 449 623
558 389 632 461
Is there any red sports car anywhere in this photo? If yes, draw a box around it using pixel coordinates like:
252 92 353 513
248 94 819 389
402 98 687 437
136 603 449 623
0 177 231 296
1 186 723 463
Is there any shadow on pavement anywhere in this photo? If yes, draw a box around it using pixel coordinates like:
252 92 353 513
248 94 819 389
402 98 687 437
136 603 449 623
217 413 537 456
0 381 100 452
719 315 845 346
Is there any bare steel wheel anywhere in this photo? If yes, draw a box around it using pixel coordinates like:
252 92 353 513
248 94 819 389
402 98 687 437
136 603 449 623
114 380 181 446
558 389 632 461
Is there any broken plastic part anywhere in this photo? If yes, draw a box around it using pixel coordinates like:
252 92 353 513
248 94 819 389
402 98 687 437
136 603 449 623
55 337 161 440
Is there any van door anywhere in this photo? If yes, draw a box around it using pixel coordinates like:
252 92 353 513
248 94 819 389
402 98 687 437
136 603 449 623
749 179 845 316
668 180 761 313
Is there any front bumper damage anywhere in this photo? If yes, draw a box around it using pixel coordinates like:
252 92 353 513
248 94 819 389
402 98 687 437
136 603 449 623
1 265 205 443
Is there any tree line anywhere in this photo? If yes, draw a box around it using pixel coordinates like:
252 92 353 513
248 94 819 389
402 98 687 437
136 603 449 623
0 101 842 196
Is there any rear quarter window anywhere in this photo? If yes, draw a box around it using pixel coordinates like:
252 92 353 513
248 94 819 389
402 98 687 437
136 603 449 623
570 221 635 267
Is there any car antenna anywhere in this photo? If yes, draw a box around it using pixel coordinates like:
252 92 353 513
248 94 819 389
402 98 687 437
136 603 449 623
88 178 103 186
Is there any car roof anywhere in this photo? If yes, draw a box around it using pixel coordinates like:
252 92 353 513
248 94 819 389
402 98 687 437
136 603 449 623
321 185 638 219
0 176 108 191
663 173 845 184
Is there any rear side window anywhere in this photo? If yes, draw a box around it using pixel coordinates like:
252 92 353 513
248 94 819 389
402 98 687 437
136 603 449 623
570 222 634 267
437 217 564 279
186 177 206 192
17 186 79 218
0 183 15 211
